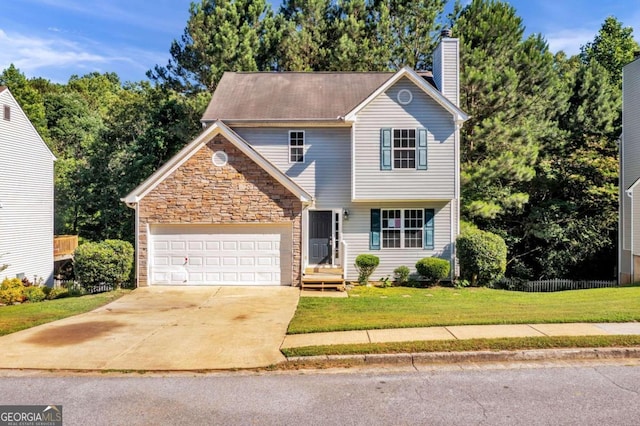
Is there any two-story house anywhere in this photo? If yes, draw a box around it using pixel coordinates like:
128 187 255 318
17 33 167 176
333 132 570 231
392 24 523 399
620 56 640 283
0 86 56 286
123 31 468 287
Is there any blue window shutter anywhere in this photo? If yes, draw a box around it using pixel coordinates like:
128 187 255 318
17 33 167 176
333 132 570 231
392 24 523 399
370 209 381 250
424 209 434 249
417 128 428 170
380 128 392 170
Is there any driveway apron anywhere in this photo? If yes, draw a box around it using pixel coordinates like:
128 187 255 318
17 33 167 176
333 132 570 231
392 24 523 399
0 286 299 370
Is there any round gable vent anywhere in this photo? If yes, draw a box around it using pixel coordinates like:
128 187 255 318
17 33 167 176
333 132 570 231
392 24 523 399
212 151 228 166
397 89 413 105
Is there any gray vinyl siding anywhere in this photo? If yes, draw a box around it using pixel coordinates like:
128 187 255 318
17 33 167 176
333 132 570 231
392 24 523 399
0 90 55 285
620 58 640 277
353 77 456 200
233 127 352 208
341 201 454 281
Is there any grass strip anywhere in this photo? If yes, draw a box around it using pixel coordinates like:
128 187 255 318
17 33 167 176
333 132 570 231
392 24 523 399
0 289 130 336
281 335 640 357
289 286 640 334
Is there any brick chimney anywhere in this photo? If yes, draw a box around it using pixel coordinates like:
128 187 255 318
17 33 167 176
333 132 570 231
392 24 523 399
432 28 460 107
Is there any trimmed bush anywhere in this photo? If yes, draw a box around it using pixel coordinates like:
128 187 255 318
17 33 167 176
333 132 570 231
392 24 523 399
74 239 134 290
355 254 380 285
393 265 411 285
0 278 26 304
415 258 451 285
457 228 507 287
24 286 46 302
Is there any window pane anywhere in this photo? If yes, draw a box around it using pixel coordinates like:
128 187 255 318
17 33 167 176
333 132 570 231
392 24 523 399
383 230 401 248
404 230 423 248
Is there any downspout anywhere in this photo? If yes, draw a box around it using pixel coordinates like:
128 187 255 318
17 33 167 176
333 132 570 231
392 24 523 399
627 189 633 282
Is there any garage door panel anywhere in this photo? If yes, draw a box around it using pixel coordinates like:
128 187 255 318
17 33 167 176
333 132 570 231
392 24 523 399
206 241 220 250
171 241 186 250
188 241 203 250
149 224 291 286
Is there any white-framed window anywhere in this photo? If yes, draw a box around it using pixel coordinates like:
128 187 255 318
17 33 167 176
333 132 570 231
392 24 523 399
382 209 423 249
393 129 416 169
289 130 305 163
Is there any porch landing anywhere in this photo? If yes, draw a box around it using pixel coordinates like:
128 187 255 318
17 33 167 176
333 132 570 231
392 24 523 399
301 267 345 292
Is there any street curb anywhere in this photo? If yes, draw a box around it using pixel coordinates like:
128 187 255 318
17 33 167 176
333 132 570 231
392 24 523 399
286 347 640 367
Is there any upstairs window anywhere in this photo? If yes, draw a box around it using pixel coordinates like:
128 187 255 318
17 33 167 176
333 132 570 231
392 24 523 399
393 129 416 169
380 128 427 170
3 105 9 121
289 131 305 163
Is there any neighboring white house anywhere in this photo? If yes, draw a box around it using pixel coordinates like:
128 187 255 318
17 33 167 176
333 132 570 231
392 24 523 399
0 86 56 286
620 56 640 283
123 31 468 287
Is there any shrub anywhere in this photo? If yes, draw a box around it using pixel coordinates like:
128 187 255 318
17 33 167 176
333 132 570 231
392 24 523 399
74 239 134 290
355 254 380 285
457 228 507 287
393 265 411 285
46 287 69 300
0 278 26 304
415 258 451 285
24 286 46 302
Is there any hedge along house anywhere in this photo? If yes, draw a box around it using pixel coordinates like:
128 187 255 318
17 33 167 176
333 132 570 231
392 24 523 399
123 31 468 287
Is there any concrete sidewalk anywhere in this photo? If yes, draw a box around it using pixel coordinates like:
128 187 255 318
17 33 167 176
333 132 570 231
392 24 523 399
281 322 640 349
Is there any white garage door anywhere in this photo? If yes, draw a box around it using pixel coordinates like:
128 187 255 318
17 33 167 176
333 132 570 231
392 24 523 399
149 224 292 286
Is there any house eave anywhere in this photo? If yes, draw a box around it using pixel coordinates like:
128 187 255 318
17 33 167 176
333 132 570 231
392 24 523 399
201 118 351 128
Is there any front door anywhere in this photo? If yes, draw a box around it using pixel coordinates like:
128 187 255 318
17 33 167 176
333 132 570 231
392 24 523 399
309 211 332 265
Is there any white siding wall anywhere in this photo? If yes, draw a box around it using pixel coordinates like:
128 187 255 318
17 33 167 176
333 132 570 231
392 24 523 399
0 89 55 285
353 77 456 200
342 201 454 281
620 58 640 277
233 127 352 208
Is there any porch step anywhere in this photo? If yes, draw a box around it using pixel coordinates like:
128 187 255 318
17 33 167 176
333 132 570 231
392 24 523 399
302 268 345 291
304 267 343 276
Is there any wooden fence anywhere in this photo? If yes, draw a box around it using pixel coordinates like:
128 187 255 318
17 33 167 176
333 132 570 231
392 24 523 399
53 235 78 259
497 278 618 292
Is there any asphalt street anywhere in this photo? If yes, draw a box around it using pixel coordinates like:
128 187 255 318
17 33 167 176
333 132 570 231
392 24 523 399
1 361 639 425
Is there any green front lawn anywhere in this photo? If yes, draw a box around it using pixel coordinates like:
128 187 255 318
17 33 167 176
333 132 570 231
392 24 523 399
0 290 130 336
288 286 640 334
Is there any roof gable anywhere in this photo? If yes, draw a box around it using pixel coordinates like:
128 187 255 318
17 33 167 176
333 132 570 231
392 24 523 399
123 120 312 204
344 67 468 125
0 87 56 161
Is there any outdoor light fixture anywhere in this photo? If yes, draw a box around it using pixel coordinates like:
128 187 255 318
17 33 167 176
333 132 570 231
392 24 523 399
343 209 349 220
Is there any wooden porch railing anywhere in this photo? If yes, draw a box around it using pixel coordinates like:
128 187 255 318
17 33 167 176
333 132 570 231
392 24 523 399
54 235 78 259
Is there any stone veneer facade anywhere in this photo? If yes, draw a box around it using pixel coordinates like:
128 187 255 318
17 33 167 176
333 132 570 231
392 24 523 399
136 134 302 286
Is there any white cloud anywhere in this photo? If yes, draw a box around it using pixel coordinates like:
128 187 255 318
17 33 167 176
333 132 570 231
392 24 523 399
0 28 165 82
0 29 109 71
546 28 597 55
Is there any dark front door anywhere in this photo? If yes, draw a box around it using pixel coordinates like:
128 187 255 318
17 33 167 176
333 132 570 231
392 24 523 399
309 211 332 265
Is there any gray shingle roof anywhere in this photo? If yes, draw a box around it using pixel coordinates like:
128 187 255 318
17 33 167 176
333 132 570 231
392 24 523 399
202 71 435 122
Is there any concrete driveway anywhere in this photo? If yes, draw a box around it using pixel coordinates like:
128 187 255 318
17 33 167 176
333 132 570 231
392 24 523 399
0 286 299 370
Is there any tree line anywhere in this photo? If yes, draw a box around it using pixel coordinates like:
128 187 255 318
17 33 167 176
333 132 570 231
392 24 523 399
1 0 637 279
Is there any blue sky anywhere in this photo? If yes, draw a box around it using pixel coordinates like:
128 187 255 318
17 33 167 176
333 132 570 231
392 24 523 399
1 0 639 84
